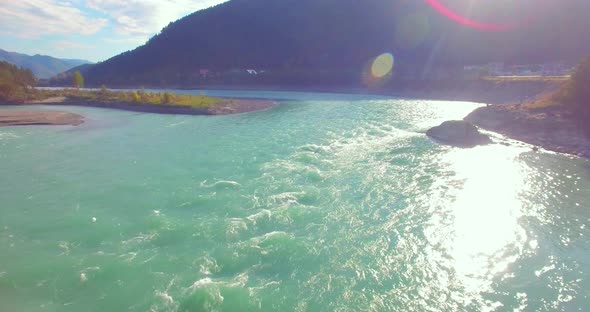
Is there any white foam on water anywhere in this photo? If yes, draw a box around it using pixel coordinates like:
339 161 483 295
0 132 19 140
165 121 187 128
200 180 242 189
79 266 100 283
249 231 290 246
226 219 248 237
246 209 272 224
298 144 330 154
119 252 138 262
189 277 214 290
155 290 174 304
227 271 249 288
268 192 304 205
58 241 70 256
122 233 157 245
195 254 220 276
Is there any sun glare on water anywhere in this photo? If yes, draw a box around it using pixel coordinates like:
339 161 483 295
443 145 531 294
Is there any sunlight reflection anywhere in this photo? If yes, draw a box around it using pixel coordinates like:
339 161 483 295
444 145 529 293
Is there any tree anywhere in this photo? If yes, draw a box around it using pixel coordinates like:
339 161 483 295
569 57 590 106
570 57 590 134
555 57 590 134
0 61 36 102
162 92 174 104
73 71 84 89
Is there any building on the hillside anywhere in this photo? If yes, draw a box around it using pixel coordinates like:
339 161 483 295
199 69 211 77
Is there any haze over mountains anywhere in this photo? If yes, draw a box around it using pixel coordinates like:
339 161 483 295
0 49 92 79
61 0 590 87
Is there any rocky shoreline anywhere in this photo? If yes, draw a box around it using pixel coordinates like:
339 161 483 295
465 104 590 158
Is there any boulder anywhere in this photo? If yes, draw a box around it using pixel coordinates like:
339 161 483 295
427 120 492 147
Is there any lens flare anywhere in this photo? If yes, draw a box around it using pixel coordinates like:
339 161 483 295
371 53 395 79
425 0 515 31
362 53 395 88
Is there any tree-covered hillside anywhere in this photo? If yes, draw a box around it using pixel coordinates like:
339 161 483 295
74 0 590 86
0 49 92 79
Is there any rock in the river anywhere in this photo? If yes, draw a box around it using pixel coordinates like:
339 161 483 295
426 120 492 147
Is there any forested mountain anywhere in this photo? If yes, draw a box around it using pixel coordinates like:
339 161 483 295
0 49 92 79
74 0 590 87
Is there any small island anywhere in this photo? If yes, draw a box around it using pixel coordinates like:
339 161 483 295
27 89 278 116
0 62 277 127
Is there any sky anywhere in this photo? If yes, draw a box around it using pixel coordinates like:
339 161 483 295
0 0 228 62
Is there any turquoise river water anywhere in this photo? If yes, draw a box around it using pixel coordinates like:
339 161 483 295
1 90 589 311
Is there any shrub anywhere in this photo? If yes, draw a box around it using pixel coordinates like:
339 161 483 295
130 91 141 102
162 92 174 104
138 87 149 102
99 85 109 100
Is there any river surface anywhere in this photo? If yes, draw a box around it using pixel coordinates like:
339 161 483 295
1 91 589 311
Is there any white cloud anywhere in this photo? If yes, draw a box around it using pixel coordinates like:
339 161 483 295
0 0 108 38
86 0 226 38
55 40 95 50
102 37 147 44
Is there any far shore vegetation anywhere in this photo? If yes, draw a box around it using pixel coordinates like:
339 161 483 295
43 87 222 109
0 62 221 109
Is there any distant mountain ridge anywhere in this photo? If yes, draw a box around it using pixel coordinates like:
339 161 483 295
60 0 590 87
0 49 92 79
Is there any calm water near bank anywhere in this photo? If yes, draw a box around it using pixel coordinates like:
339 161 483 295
1 91 589 311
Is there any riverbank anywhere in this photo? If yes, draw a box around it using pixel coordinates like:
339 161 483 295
465 104 590 158
0 109 84 127
25 96 278 116
72 79 562 105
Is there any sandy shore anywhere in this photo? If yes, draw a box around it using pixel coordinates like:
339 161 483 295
465 104 590 158
0 109 84 127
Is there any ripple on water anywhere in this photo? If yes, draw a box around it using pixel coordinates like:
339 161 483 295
2 96 590 311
